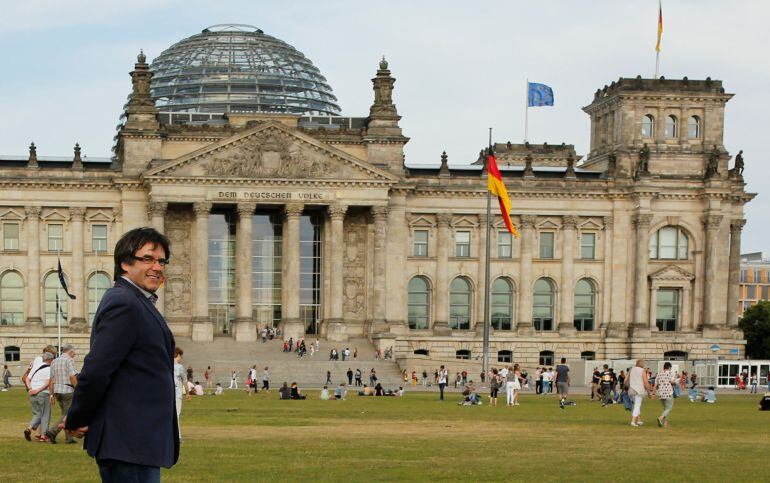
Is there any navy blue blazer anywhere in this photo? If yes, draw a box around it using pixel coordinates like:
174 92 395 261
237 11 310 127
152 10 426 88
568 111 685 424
66 277 179 468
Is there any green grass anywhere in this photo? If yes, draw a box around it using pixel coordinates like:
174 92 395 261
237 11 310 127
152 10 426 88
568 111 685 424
2 388 769 482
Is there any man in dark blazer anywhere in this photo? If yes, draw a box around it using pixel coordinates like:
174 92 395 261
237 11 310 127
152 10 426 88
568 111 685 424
66 227 179 482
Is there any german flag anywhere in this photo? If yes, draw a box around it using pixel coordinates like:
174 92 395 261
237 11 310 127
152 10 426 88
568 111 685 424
487 153 519 238
655 1 663 52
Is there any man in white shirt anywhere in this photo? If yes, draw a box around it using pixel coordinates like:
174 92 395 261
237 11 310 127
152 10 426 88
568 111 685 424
438 365 448 401
24 351 54 441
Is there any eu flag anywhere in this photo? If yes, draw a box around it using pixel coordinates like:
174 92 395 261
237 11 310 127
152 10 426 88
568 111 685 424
528 82 554 107
57 258 76 300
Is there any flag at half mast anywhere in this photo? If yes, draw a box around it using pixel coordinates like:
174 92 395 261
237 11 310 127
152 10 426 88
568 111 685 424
487 152 519 238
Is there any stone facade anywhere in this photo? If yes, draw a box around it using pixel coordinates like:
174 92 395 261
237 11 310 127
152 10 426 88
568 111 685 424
0 56 754 367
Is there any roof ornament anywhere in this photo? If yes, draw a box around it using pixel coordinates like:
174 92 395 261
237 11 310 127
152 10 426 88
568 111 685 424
27 142 38 168
137 49 146 64
439 151 450 178
379 55 388 70
72 143 84 170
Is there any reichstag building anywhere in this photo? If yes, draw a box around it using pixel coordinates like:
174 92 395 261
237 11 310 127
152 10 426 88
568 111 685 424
0 24 753 366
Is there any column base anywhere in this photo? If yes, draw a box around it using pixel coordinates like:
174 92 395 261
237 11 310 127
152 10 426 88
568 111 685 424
68 318 89 334
367 318 388 336
432 321 451 336
233 317 257 342
387 319 409 336
516 322 534 337
281 318 305 341
325 319 349 342
605 322 629 338
557 322 577 336
191 317 214 342
701 324 731 338
24 317 43 332
630 323 651 338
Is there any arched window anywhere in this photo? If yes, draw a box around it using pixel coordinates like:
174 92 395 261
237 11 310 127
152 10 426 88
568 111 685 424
573 279 596 331
580 351 596 361
649 226 689 260
491 278 514 330
407 276 430 329
539 350 554 366
498 350 513 363
687 116 700 138
665 115 678 138
641 114 655 138
533 278 555 331
413 349 429 356
449 277 472 330
4 345 21 362
0 271 24 326
664 350 688 361
43 272 67 326
87 272 111 325
455 349 471 360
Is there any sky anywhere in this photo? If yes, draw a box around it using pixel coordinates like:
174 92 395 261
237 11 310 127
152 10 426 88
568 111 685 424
0 0 767 252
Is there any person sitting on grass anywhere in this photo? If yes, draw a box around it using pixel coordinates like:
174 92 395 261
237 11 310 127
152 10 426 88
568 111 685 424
290 382 306 400
279 382 291 400
214 383 223 396
193 381 204 396
320 385 330 400
374 383 385 396
395 386 404 397
359 384 374 396
459 380 481 406
334 383 347 400
704 387 717 403
759 392 770 411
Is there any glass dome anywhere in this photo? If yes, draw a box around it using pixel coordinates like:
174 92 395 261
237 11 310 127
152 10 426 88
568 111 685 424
149 24 341 116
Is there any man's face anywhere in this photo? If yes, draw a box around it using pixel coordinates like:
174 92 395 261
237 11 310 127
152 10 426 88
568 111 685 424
67 350 76 359
121 242 166 293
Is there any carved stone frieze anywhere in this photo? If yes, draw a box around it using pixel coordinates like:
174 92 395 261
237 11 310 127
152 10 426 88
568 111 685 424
519 215 538 228
203 131 336 179
284 203 304 218
562 215 579 229
633 213 653 228
164 207 193 318
192 202 212 217
343 211 368 320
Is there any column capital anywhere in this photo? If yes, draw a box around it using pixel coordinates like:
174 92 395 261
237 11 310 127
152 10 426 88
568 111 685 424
148 201 168 217
478 213 489 226
633 213 653 229
284 202 304 219
562 215 579 229
520 215 537 228
436 213 452 227
69 207 86 220
25 206 41 219
328 204 348 221
371 205 388 222
730 219 746 232
236 202 257 218
603 215 614 229
193 202 212 217
702 214 724 230
112 207 122 223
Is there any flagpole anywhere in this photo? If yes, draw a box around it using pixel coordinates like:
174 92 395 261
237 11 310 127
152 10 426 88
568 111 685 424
482 128 493 381
523 78 529 143
654 51 660 79
57 248 61 352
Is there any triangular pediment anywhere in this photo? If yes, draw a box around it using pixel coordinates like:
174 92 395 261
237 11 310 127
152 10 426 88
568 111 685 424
86 210 114 222
0 208 24 220
452 216 478 228
578 218 603 230
537 218 560 229
408 215 435 227
649 265 694 281
144 122 398 183
41 209 67 221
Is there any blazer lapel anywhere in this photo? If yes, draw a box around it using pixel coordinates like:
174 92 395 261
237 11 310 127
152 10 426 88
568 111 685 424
117 279 175 362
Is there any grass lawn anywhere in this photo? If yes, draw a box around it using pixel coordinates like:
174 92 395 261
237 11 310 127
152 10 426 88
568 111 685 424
2 388 768 482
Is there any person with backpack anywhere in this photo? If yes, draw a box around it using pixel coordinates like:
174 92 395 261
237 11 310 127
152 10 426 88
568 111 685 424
654 362 677 428
24 350 54 442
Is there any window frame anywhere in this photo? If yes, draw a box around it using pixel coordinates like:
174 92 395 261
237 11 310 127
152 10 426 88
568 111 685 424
539 350 554 366
573 279 596 331
455 230 471 258
539 232 555 259
449 276 472 330
580 351 596 361
455 349 471 360
665 115 678 139
407 276 430 330
4 345 21 362
497 230 512 258
491 277 514 331
91 224 108 252
687 115 700 139
533 278 555 331
412 229 429 257
3 222 20 250
580 232 596 260
641 114 655 138
48 223 64 252
649 226 689 260
655 288 680 332
0 271 24 326
497 350 513 363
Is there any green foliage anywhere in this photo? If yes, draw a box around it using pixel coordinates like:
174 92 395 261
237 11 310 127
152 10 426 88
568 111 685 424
738 300 770 359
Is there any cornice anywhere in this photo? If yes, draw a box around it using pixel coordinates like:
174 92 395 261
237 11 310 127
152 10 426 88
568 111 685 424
143 176 396 188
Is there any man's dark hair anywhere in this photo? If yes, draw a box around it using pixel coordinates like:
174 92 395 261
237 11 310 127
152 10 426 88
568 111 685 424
561 357 566 364
113 227 171 282
664 362 672 370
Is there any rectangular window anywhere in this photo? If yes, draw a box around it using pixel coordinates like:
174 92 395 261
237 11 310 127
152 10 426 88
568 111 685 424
48 224 63 251
762 286 769 300
455 231 470 258
580 233 596 259
3 223 19 250
747 285 756 299
740 269 747 283
656 288 679 332
413 230 428 257
498 231 512 258
539 232 554 259
92 225 108 252
742 301 751 312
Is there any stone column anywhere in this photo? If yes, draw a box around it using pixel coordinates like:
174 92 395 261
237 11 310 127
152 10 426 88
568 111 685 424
148 201 167 315
726 219 745 328
326 204 348 341
370 205 389 335
648 286 658 331
475 214 489 336
281 203 304 340
559 215 578 334
25 207 43 328
432 213 452 335
601 216 614 333
234 203 256 341
69 207 87 327
517 215 537 335
385 193 408 333
702 214 724 331
681 286 692 332
191 202 213 342
631 213 653 337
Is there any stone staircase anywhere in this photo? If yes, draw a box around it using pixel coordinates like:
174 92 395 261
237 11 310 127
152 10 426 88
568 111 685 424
173 336 405 389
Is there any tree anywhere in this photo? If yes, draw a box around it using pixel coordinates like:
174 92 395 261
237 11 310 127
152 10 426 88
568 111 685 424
738 301 770 359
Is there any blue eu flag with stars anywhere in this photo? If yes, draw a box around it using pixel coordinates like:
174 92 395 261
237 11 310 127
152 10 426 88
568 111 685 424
528 82 554 107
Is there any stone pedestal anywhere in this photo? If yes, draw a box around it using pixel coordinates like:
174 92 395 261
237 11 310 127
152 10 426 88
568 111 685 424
192 318 214 342
630 324 651 338
326 320 349 342
432 321 451 336
281 319 305 341
233 317 257 342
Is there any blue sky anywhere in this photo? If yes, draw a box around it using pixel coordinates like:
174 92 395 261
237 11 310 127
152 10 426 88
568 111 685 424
1 0 767 252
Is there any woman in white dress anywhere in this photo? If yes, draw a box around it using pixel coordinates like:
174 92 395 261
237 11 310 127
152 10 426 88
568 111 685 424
628 358 652 427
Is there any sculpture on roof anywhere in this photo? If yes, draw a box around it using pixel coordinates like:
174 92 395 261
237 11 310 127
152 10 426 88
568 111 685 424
730 150 744 178
635 143 650 179
705 145 720 178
